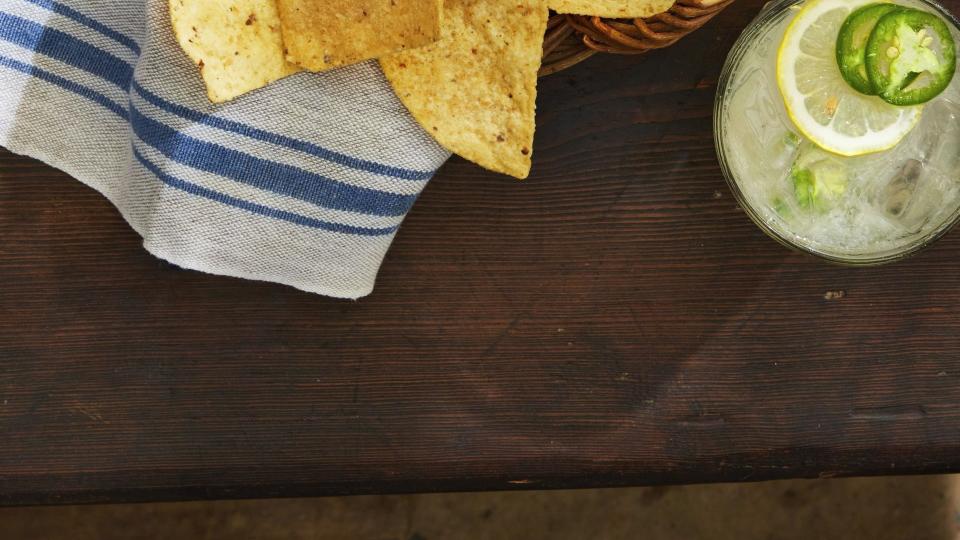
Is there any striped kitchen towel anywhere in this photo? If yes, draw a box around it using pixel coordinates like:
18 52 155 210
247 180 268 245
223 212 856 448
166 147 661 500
0 0 451 299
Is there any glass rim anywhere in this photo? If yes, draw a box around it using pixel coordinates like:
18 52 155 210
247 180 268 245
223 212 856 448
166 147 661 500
713 0 960 266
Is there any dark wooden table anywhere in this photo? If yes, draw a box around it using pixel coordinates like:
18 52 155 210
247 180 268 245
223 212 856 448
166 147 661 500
3 0 960 507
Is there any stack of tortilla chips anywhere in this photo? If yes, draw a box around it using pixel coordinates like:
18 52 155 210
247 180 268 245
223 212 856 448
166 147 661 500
170 0 673 179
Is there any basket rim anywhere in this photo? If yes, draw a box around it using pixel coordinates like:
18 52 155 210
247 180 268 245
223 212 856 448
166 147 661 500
540 0 735 76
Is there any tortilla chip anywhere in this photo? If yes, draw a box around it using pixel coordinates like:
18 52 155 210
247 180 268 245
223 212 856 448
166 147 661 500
276 0 443 72
380 0 548 179
548 0 674 18
170 0 299 103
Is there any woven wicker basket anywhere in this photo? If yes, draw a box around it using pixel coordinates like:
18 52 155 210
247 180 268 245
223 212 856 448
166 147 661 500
540 0 735 76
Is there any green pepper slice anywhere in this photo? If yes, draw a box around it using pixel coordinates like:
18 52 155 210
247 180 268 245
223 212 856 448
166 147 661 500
865 8 957 105
837 3 903 95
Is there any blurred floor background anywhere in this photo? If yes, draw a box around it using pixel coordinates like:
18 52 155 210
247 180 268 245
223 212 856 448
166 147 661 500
1 475 958 539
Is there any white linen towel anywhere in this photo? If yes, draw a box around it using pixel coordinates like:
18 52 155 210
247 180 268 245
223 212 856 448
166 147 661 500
0 0 451 298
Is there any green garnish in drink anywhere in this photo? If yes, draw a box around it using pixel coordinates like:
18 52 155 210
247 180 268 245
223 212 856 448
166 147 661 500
837 3 903 94
790 144 848 210
865 8 957 105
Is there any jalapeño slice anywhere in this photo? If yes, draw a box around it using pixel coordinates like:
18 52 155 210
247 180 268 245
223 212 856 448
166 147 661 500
837 3 903 95
865 8 957 105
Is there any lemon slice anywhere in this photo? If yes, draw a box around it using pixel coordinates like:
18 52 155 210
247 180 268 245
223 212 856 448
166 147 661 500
777 0 923 156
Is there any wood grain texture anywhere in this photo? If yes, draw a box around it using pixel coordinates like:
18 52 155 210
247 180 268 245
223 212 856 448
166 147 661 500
3 0 960 506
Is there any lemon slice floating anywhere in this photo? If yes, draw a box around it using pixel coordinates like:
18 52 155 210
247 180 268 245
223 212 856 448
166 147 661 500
777 0 923 156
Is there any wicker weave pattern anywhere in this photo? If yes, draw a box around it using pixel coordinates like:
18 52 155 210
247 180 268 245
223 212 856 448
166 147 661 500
541 0 735 76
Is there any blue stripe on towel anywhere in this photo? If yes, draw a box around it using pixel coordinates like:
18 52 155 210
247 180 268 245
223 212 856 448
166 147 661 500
20 0 141 54
0 54 127 118
134 149 398 236
132 82 434 182
0 11 132 88
131 107 418 217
